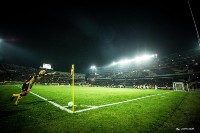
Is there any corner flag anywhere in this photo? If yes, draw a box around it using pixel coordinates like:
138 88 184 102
71 64 75 113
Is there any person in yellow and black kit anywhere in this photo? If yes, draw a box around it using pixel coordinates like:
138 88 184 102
11 70 55 106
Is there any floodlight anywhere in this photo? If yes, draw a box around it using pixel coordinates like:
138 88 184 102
112 62 116 65
152 54 157 58
108 53 157 67
134 56 140 62
119 59 130 65
90 65 96 70
140 55 151 61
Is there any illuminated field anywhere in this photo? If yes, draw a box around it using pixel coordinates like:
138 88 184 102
0 85 200 132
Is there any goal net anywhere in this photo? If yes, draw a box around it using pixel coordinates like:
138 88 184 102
173 82 184 91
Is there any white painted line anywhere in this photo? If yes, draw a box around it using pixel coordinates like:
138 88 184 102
30 92 73 114
15 85 73 114
63 105 97 108
52 91 172 113
75 91 174 113
15 85 173 114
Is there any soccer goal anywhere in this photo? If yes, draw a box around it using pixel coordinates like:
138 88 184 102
173 82 184 91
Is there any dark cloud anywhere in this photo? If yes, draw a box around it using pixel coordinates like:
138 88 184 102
0 1 199 72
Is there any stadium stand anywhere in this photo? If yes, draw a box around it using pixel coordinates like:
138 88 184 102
86 48 200 90
0 63 85 86
0 48 200 90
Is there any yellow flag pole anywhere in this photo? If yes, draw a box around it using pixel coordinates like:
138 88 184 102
71 64 75 113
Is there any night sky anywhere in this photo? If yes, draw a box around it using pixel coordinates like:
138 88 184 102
0 1 199 73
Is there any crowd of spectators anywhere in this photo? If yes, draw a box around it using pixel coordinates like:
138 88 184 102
87 49 200 89
1 49 200 89
0 63 85 85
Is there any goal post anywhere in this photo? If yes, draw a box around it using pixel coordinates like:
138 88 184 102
173 82 184 91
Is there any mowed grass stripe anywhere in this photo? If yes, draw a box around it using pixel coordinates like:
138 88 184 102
1 85 199 132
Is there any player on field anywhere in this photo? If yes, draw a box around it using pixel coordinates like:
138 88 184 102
11 70 55 106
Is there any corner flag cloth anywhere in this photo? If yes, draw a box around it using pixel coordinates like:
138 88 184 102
71 64 74 76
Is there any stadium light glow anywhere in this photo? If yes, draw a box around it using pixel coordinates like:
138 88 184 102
90 65 96 70
0 38 3 43
110 54 157 66
119 59 130 65
112 62 117 65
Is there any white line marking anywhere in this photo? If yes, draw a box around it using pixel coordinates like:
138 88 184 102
15 85 73 113
75 91 173 113
63 105 97 108
15 85 173 114
30 92 73 113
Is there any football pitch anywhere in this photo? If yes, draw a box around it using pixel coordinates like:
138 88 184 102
0 85 200 133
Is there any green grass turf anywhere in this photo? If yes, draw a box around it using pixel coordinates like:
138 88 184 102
0 85 200 133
